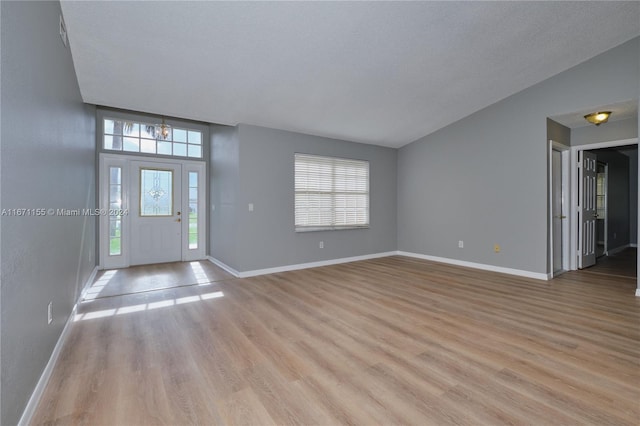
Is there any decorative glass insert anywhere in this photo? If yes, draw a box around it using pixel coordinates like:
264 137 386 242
140 169 173 216
109 167 122 255
188 172 198 249
103 118 203 158
596 172 606 220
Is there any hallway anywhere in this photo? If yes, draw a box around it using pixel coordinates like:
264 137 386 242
583 247 637 280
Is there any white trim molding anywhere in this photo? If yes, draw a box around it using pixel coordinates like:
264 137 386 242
80 266 99 300
209 252 397 279
18 308 77 426
635 288 640 297
207 256 240 277
210 251 550 281
608 244 632 256
397 251 550 280
570 137 638 272
18 265 98 426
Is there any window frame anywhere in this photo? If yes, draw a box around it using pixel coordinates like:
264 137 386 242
294 153 370 232
97 108 208 161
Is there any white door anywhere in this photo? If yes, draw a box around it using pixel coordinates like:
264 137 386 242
552 150 564 274
130 161 182 265
579 151 597 269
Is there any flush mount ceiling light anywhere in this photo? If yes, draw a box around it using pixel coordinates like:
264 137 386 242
155 117 171 140
584 111 611 126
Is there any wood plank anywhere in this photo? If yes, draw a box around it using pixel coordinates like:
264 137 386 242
31 256 640 425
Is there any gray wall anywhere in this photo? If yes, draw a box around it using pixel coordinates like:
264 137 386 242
398 37 639 275
1 2 96 425
593 149 631 251
210 124 397 272
629 149 638 245
547 118 571 147
210 125 241 270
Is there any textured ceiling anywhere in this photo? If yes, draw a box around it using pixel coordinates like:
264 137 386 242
60 1 640 148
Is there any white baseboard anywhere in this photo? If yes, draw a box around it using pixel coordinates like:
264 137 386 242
80 265 99 300
18 265 98 426
397 251 549 281
636 288 640 297
208 252 397 279
630 243 637 248
210 251 548 280
608 244 631 256
207 256 240 277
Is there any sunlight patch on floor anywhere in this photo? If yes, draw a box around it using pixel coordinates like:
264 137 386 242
74 291 224 321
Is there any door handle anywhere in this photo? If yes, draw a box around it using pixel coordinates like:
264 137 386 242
176 218 181 222
555 215 566 219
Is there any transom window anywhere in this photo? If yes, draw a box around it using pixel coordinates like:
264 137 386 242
295 153 369 231
103 118 203 158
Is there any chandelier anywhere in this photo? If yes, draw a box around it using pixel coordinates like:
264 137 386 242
155 117 171 140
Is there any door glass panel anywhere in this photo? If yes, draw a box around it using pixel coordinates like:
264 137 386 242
157 141 172 155
123 137 139 152
173 128 187 143
188 144 202 158
123 122 140 137
140 169 173 216
173 143 187 157
140 139 156 154
109 166 122 256
596 171 606 220
188 131 202 145
188 171 198 249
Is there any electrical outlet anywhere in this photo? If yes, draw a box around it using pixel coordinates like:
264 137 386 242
47 301 53 324
319 241 324 249
494 244 501 253
458 240 464 248
248 203 254 212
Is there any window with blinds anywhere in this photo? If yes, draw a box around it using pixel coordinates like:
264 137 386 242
295 153 369 231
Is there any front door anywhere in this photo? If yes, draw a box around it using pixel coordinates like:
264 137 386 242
579 151 597 269
130 161 182 265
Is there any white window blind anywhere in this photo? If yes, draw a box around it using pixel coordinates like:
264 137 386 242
295 153 369 231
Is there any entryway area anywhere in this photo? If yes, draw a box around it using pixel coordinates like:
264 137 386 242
99 154 207 270
83 261 233 301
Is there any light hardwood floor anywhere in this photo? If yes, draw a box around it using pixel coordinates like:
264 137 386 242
85 261 234 300
32 256 640 425
584 247 637 280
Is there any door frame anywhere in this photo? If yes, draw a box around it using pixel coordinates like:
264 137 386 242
548 140 570 276
99 153 207 269
568 138 638 272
